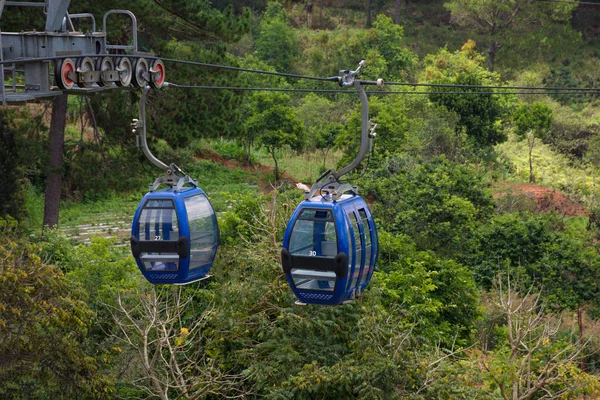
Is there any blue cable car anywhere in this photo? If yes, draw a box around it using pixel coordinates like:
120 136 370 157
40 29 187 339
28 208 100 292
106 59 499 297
131 187 219 284
280 61 382 305
281 194 378 305
130 87 219 285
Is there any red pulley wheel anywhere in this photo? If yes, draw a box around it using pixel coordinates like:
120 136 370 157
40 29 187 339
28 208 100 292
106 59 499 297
151 59 165 89
55 58 75 90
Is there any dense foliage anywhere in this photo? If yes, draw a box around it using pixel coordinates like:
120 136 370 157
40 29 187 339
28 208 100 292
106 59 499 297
0 227 110 398
3 0 600 398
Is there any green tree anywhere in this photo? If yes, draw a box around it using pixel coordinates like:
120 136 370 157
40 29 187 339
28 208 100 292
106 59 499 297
255 2 300 72
445 0 577 71
514 101 553 183
361 155 495 257
237 55 291 164
471 212 600 311
297 94 342 167
377 230 480 345
370 14 415 76
424 42 509 148
245 92 305 180
337 94 414 167
300 14 415 80
338 90 472 167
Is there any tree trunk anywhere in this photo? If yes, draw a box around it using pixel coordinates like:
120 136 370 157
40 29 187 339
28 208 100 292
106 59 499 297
245 136 253 165
578 307 585 372
321 147 330 168
43 94 68 230
395 0 401 24
488 40 498 72
366 0 372 28
319 3 323 27
271 147 279 182
0 110 19 219
528 134 535 183
305 2 313 27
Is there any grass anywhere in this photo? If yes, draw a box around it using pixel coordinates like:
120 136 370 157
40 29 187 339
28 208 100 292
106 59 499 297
186 159 259 210
497 133 600 207
197 137 343 184
59 196 139 226
23 184 45 232
253 147 342 183
22 155 263 237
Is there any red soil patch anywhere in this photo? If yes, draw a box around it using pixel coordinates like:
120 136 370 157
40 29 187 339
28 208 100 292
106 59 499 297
196 150 300 194
494 182 587 217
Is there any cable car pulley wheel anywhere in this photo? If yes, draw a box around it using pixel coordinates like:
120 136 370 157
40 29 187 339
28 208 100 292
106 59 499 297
115 57 133 87
150 59 165 89
76 57 95 88
132 57 149 88
55 58 75 90
96 56 115 87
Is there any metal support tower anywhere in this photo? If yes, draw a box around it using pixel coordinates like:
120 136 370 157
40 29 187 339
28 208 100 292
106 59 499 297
0 0 159 104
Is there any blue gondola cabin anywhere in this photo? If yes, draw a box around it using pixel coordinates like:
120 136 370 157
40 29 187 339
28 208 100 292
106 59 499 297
281 194 378 305
131 187 219 285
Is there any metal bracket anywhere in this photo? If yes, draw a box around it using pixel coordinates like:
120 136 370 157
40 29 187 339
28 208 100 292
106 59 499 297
304 174 358 201
338 59 365 88
149 163 198 192
369 122 377 152
311 182 357 201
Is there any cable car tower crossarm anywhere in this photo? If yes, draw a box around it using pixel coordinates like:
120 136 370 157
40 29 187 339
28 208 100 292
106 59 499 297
0 0 164 104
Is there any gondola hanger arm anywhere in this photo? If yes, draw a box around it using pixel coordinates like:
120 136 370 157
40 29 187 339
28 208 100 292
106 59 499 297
304 60 383 201
134 86 198 191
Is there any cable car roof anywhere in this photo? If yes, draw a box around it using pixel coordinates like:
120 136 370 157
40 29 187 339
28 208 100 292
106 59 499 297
305 194 355 203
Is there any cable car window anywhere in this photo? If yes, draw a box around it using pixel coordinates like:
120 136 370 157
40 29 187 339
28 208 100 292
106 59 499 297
289 209 337 292
184 194 218 271
137 199 179 271
346 213 354 278
359 208 372 285
349 212 362 289
289 210 336 256
299 209 334 221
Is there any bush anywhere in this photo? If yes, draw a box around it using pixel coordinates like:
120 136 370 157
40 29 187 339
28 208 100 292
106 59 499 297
210 139 248 163
361 155 495 257
0 234 111 398
470 212 600 311
377 230 479 346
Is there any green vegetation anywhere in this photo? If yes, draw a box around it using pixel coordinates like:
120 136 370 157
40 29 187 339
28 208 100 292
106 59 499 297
514 101 553 182
499 133 600 206
3 0 600 398
244 91 305 180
